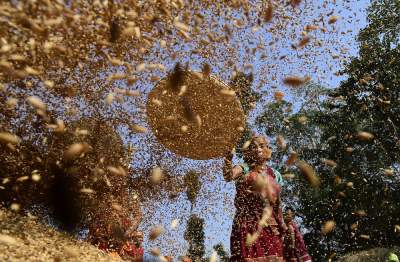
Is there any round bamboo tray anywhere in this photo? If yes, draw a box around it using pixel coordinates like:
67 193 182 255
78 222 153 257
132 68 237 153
147 71 245 160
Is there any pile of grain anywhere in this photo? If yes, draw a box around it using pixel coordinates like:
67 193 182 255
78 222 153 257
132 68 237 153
338 247 400 262
0 209 122 262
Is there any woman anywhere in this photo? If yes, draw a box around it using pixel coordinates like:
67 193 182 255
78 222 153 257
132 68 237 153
223 135 286 262
283 207 312 262
120 231 144 262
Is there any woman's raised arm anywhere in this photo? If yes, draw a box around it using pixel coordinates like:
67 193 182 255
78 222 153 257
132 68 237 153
222 152 243 181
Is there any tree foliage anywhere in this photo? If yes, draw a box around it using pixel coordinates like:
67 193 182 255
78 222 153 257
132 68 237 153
213 243 229 262
256 1 400 260
184 170 202 208
231 72 261 157
184 214 206 262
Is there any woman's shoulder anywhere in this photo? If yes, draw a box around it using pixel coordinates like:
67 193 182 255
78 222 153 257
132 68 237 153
267 166 284 186
233 163 258 183
237 162 250 174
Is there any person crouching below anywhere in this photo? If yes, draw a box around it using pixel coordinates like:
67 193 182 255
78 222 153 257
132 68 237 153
283 207 312 262
120 231 144 262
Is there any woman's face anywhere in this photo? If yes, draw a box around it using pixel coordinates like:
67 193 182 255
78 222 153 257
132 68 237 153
249 136 272 163
284 210 294 223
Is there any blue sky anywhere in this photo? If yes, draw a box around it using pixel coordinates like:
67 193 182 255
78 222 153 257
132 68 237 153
126 0 372 260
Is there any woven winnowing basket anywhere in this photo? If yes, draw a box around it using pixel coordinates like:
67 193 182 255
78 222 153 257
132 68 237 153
147 71 245 160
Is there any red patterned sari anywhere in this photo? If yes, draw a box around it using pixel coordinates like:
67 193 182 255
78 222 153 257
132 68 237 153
230 166 285 262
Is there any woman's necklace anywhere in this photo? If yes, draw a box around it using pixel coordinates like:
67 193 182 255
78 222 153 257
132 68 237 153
254 164 266 173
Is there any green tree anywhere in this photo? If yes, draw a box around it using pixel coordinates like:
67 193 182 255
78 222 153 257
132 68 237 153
230 72 260 116
256 2 400 260
213 243 229 262
306 1 400 258
285 1 400 260
184 214 206 262
230 72 261 157
184 170 202 209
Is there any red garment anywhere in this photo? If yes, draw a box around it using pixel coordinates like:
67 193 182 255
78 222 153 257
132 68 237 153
230 167 285 262
121 241 144 262
283 222 312 262
88 215 133 252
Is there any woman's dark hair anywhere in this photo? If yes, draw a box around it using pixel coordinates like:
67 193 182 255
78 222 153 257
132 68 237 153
285 206 295 213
